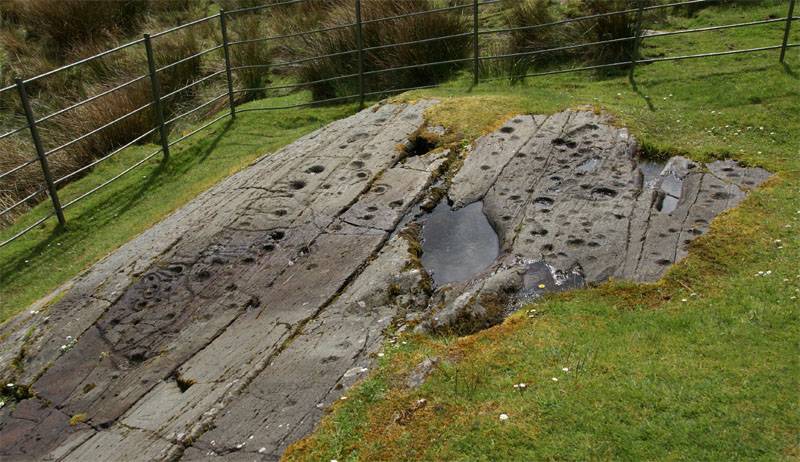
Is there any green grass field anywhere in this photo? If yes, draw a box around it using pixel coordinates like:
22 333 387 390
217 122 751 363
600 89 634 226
1 2 798 460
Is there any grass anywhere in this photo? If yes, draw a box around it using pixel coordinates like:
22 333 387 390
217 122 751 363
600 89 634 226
0 1 798 459
284 3 800 461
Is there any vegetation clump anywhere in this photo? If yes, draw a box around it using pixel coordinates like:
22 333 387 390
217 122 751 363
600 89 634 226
281 0 470 100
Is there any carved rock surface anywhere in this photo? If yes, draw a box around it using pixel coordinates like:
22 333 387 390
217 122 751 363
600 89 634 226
0 101 442 461
422 110 769 333
0 105 770 460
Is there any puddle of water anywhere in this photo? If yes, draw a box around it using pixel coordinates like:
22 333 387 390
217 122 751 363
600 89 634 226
658 194 680 214
421 202 500 286
639 160 682 214
576 157 602 174
639 161 665 188
660 174 683 198
519 261 585 299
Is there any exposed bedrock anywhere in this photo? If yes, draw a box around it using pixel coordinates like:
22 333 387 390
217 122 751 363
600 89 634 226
0 100 442 461
0 103 769 461
419 110 769 334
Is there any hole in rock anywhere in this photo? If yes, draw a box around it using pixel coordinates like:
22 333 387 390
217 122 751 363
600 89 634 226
655 192 679 214
552 138 578 149
405 134 437 157
591 187 617 199
421 202 499 286
306 165 325 174
175 375 195 393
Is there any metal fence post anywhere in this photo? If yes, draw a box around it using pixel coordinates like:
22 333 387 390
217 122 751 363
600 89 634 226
219 10 237 118
355 0 365 109
15 78 66 227
629 0 645 80
780 0 796 63
143 33 170 161
473 0 479 85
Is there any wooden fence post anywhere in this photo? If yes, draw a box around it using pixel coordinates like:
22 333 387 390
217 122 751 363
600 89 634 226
473 0 480 85
355 0 365 109
16 78 66 226
219 10 237 118
143 33 171 160
629 0 645 81
780 0 796 63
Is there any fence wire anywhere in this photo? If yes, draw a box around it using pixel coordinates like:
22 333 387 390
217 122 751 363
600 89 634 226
0 0 797 248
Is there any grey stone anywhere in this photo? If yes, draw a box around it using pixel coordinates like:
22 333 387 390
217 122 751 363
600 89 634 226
406 357 440 389
0 104 771 461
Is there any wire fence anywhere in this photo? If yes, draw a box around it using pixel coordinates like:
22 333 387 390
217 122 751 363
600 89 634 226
0 0 797 248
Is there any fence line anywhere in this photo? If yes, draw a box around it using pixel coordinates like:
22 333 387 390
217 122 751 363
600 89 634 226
0 0 797 248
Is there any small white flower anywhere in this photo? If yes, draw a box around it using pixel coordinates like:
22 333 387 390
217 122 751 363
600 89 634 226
551 377 558 382
499 413 509 421
377 352 384 357
6 383 14 388
340 396 348 400
681 298 688 302
562 367 569 372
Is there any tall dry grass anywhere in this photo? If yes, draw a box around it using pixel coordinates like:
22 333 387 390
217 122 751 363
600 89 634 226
281 0 470 101
501 0 581 80
578 0 640 70
216 0 274 102
0 0 212 224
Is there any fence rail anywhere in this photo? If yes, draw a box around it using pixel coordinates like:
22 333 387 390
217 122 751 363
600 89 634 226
0 0 797 248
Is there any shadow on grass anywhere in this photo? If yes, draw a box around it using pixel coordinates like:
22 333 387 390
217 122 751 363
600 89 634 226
781 62 797 78
629 72 656 111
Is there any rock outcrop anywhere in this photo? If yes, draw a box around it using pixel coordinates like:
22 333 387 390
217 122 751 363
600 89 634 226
0 103 770 461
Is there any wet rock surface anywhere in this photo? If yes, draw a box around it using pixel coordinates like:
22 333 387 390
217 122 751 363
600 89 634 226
421 202 499 286
420 110 769 334
0 104 770 461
